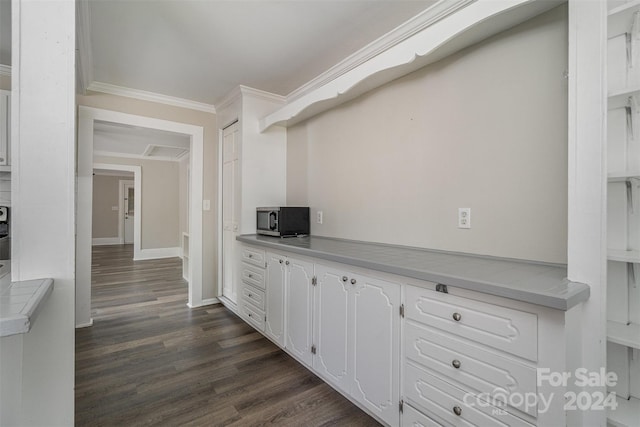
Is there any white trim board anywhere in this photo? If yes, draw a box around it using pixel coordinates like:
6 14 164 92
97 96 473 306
92 237 122 246
135 247 181 261
77 106 205 328
0 65 11 77
88 81 216 114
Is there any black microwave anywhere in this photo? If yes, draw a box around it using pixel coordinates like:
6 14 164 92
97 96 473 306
256 207 310 237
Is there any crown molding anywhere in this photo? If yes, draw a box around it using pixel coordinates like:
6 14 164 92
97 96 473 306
216 85 286 112
76 0 94 95
286 0 475 102
0 65 11 77
87 81 217 114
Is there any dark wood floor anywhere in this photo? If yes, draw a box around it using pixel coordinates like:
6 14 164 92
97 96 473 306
76 244 379 426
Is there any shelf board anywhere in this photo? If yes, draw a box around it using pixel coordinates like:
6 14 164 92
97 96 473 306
608 249 640 263
609 1 640 38
609 171 640 182
608 396 640 427
608 86 640 110
0 166 10 173
608 320 640 349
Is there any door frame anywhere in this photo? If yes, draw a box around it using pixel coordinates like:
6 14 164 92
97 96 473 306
119 179 135 244
77 106 205 328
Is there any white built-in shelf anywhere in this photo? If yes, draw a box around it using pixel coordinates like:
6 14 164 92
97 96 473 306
608 249 640 263
609 1 640 38
608 396 640 427
609 171 640 182
608 320 640 349
608 86 640 110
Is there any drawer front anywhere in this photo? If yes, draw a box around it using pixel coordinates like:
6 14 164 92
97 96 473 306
242 246 266 267
405 285 537 361
242 302 265 331
404 321 537 417
242 284 265 311
404 363 534 427
242 263 266 289
402 404 443 427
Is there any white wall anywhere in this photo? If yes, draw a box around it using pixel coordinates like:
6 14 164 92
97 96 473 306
1 0 76 424
287 6 568 264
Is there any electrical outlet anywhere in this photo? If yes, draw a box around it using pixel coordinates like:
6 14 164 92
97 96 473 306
458 208 471 229
317 211 323 224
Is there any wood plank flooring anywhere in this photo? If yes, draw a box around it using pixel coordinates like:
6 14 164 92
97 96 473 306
76 244 380 426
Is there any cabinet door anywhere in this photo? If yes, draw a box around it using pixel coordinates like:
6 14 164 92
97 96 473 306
351 274 401 426
265 252 286 346
314 264 350 393
286 257 314 366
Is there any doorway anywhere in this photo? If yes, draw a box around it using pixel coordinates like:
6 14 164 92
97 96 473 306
77 106 205 328
221 121 239 304
120 180 135 244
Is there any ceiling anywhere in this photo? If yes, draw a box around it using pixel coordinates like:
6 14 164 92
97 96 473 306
3 1 436 157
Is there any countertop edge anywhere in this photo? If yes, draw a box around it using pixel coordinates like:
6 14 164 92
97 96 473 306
237 235 590 311
0 278 55 338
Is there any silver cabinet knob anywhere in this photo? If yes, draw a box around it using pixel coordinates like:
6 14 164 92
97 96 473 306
453 406 462 416
452 312 462 322
248 313 252 318
248 254 253 258
350 278 357 285
342 276 348 282
248 293 252 297
248 274 253 278
279 259 283 264
285 260 290 265
452 359 461 369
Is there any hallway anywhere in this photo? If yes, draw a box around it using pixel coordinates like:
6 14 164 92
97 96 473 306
75 245 378 426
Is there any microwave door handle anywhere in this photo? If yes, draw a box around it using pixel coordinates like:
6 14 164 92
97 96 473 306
269 211 278 230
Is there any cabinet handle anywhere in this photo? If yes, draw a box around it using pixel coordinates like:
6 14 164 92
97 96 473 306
453 406 462 416
342 276 348 282
452 359 461 369
285 260 290 265
452 312 462 322
248 274 253 278
248 254 253 258
350 278 357 285
248 293 252 297
279 259 283 264
248 313 252 317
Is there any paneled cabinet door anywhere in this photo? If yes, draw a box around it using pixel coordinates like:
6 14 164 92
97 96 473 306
351 274 401 427
265 252 286 346
285 258 314 366
314 264 350 393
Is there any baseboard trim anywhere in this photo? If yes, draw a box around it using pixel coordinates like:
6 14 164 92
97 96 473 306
187 297 220 308
92 237 122 246
75 318 94 329
217 296 238 315
134 246 181 261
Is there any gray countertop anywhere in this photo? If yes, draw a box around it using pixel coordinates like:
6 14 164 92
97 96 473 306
0 272 54 337
237 234 589 311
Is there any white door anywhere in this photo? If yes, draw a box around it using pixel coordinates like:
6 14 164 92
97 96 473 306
285 257 314 366
222 123 239 302
121 180 135 244
265 252 286 346
314 264 350 393
350 274 401 426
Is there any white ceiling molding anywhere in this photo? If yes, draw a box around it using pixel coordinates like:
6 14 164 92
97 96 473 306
76 0 93 95
93 169 134 177
259 0 562 132
216 84 286 113
286 0 475 103
88 81 217 114
0 65 10 77
93 150 186 162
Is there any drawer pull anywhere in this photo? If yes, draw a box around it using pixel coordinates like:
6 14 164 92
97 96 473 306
452 312 462 322
452 359 461 369
248 293 252 297
279 259 283 264
350 278 357 285
453 406 462 416
248 274 253 278
342 276 348 282
248 313 252 317
285 260 290 265
248 254 253 258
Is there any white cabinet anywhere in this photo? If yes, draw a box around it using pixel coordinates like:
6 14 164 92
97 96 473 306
0 90 9 167
315 264 401 426
606 3 640 425
239 245 266 332
265 252 286 346
285 256 314 367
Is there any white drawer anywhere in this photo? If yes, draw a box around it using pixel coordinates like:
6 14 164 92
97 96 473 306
242 246 266 267
405 285 537 361
404 363 534 427
242 284 265 311
241 262 266 290
404 321 537 417
241 302 265 331
402 403 443 427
